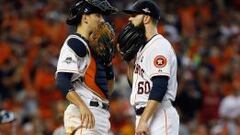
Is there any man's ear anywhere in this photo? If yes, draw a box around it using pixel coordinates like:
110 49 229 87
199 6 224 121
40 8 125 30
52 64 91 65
82 14 88 24
143 15 151 24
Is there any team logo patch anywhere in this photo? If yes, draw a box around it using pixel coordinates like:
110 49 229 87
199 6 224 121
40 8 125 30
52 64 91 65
143 8 151 13
154 55 167 68
63 57 76 64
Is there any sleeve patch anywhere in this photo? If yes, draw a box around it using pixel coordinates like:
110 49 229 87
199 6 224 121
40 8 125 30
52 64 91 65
62 57 76 64
153 55 167 68
67 38 87 57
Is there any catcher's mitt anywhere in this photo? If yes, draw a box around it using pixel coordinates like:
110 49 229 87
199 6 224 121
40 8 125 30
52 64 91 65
117 23 146 62
89 22 115 65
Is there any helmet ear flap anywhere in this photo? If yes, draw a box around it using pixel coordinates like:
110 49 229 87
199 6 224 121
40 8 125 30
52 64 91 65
66 1 85 25
66 13 82 26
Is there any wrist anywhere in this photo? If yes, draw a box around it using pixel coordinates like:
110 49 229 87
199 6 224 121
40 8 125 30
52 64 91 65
139 117 148 123
77 103 87 109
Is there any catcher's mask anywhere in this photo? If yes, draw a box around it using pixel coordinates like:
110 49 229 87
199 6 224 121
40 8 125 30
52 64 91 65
66 0 118 26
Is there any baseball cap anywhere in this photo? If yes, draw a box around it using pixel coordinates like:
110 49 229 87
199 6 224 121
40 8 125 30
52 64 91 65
123 0 161 20
0 110 16 124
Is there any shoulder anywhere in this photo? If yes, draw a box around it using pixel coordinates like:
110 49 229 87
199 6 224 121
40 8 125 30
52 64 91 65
154 35 171 46
150 35 173 50
65 34 88 57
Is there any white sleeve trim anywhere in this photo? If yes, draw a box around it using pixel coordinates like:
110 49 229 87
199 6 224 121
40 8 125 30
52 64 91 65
56 69 79 74
150 72 170 78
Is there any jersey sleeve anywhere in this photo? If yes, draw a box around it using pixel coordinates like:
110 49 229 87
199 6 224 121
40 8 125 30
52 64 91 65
146 41 171 78
57 37 86 74
56 45 79 74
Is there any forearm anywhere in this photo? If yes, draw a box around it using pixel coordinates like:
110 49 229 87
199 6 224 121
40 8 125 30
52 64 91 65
139 100 159 123
107 79 114 94
127 61 135 86
139 76 169 122
66 91 88 108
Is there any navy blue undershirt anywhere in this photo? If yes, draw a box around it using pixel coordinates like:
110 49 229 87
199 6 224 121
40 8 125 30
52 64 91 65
148 76 169 102
56 72 74 97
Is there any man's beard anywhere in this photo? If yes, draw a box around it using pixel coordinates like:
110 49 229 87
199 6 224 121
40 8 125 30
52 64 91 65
138 21 146 34
130 21 146 39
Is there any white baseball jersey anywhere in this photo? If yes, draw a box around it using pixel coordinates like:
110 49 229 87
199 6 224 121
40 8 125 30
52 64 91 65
56 34 88 80
56 34 89 81
56 34 111 135
131 34 179 135
130 34 178 107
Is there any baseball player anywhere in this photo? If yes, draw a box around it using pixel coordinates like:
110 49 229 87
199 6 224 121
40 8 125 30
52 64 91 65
118 0 179 134
55 0 117 134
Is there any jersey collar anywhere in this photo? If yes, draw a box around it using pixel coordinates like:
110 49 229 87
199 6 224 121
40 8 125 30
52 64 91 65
74 33 89 44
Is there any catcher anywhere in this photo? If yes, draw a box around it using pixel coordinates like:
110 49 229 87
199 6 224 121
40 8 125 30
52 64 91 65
55 0 117 134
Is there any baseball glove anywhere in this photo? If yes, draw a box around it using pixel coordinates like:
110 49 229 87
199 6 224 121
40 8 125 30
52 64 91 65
89 22 115 65
117 23 146 62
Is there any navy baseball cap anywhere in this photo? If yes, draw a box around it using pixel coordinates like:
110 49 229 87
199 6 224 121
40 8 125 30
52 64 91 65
123 0 161 20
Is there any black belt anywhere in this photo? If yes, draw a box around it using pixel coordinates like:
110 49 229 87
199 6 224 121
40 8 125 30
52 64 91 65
135 107 145 116
90 101 109 111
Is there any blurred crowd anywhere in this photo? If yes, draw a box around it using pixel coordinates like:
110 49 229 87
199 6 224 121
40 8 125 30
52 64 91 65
0 0 240 135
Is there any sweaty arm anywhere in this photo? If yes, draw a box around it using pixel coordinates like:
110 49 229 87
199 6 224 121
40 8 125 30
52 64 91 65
139 76 169 123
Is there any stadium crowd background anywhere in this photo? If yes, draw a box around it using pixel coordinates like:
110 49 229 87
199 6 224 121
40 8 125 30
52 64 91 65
0 0 240 134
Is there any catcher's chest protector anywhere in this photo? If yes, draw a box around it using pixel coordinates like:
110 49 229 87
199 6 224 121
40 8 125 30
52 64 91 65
83 51 109 100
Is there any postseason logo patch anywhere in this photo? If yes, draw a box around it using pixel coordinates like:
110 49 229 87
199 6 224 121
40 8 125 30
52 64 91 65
154 55 167 68
63 57 76 64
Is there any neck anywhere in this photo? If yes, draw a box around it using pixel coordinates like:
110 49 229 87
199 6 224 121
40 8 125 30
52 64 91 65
145 24 158 41
76 24 90 40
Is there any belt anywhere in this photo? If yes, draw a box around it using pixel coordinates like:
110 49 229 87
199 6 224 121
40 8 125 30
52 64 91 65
135 107 145 116
135 100 172 116
89 101 109 111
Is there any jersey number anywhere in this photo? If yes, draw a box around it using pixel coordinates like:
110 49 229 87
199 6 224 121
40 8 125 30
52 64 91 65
137 81 150 94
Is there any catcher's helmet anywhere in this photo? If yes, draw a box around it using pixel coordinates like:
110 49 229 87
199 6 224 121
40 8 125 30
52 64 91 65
67 0 118 25
123 0 161 20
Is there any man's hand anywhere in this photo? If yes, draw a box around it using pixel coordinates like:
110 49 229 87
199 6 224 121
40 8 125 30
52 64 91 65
78 104 95 129
136 120 150 135
66 91 95 129
136 100 159 135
